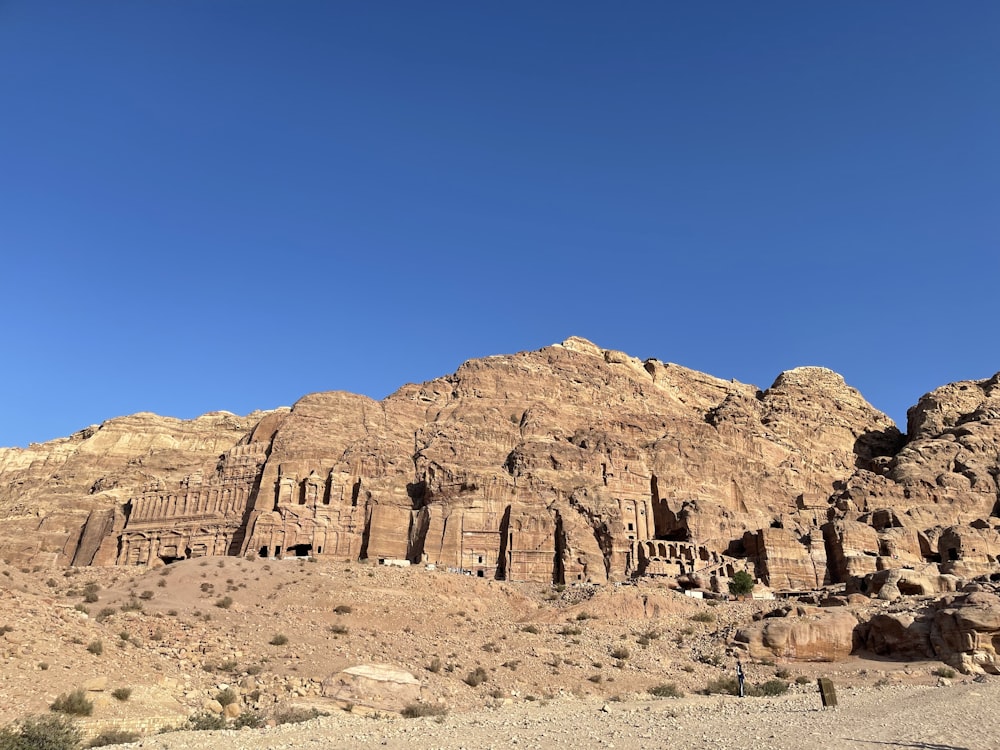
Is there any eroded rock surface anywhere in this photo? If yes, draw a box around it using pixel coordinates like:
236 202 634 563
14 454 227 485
1 338 998 599
859 586 1000 673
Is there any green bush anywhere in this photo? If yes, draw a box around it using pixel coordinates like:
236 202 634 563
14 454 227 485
401 702 448 718
0 713 82 750
88 729 139 747
50 689 93 717
649 682 684 698
231 711 264 729
728 570 755 597
186 713 226 731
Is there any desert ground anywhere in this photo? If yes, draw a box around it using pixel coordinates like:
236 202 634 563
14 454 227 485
1 556 993 749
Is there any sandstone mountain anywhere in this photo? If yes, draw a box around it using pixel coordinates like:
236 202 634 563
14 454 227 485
2 337 998 595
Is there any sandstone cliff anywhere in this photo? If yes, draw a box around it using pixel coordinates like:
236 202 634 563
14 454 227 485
1 338 998 594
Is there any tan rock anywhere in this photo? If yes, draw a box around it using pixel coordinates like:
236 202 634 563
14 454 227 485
1 338 998 598
321 663 421 712
82 676 107 691
735 607 857 662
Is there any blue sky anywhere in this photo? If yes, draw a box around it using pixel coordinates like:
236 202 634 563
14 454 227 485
1 2 997 448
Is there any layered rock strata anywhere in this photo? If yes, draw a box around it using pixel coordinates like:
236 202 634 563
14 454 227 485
1 338 998 593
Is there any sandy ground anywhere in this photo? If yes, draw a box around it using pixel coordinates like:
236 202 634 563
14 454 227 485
2 556 994 750
107 678 998 750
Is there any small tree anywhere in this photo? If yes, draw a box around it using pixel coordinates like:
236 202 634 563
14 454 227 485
728 570 755 597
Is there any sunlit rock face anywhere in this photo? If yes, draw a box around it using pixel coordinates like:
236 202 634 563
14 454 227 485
1 338 998 594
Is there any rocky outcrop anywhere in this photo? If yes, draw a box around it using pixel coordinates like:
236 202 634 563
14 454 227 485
859 587 1000 674
321 664 421 713
734 606 858 662
1 338 998 596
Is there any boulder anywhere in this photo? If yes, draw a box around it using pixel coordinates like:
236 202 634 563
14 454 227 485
321 664 421 712
734 607 857 661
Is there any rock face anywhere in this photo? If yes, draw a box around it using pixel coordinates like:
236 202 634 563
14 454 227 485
321 664 422 712
1 337 999 595
734 606 858 662
859 587 1000 674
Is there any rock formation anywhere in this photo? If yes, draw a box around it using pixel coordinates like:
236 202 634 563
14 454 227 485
858 586 1000 674
1 337 998 596
734 606 858 662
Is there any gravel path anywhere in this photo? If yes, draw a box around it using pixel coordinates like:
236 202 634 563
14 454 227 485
118 678 997 750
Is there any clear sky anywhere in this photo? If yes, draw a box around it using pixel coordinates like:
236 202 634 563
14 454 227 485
1 2 997 448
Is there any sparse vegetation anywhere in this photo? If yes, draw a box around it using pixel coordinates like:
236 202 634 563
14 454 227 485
0 714 82 750
232 711 265 729
704 676 739 695
426 657 442 673
111 687 131 702
120 597 143 613
215 687 238 707
215 596 233 609
749 679 789 697
520 624 540 634
186 713 226 731
401 702 448 718
649 682 684 698
86 640 103 656
932 666 956 678
273 707 323 725
728 570 755 597
690 611 715 623
269 634 289 646
50 688 93 716
334 604 353 615
610 646 630 660
138 590 154 600
463 666 489 687
329 623 349 635
88 728 140 747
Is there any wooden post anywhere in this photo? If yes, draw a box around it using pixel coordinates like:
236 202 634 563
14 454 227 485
817 677 838 708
